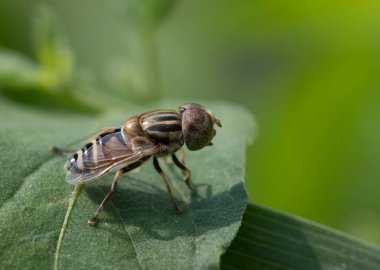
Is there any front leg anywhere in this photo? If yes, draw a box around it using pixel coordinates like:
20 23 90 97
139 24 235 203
179 147 185 164
172 154 196 192
153 157 182 213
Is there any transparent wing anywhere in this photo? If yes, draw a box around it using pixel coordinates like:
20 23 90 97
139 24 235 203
66 134 162 185
64 127 120 150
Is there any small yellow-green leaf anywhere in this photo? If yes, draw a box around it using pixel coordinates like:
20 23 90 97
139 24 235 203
32 6 74 90
0 48 39 88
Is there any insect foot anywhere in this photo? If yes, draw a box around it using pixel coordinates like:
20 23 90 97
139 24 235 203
87 216 98 226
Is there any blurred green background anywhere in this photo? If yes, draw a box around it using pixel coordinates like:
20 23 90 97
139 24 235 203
1 1 379 245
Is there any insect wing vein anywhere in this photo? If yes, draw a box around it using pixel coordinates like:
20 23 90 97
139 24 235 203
65 142 161 184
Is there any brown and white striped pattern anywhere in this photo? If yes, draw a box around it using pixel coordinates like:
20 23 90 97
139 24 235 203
66 127 132 174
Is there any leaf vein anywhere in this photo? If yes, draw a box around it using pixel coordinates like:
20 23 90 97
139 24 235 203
245 210 380 261
96 186 143 270
226 249 293 270
54 184 82 270
235 235 320 264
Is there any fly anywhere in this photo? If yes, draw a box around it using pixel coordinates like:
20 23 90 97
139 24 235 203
50 103 222 225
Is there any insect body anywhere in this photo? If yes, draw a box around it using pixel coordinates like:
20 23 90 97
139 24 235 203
51 103 222 225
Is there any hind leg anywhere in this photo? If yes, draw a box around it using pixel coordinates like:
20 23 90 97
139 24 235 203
49 146 76 156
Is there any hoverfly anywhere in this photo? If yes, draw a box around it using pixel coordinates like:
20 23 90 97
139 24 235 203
50 103 222 225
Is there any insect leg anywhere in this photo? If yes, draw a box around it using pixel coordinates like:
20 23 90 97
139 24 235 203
48 146 76 156
171 154 196 192
164 148 185 166
153 157 182 213
87 159 145 226
179 147 185 164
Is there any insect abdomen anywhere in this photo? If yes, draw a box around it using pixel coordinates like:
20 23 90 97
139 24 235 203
65 127 131 173
139 110 183 143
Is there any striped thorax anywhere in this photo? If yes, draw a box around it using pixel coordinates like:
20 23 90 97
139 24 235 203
140 110 183 142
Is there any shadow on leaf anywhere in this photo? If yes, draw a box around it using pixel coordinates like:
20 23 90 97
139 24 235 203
84 177 246 240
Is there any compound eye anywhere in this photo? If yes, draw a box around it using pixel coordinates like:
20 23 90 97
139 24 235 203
181 107 213 151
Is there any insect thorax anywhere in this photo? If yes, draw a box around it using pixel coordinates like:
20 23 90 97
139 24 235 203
124 110 184 148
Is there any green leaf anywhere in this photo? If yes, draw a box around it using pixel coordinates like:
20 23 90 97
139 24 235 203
32 6 74 90
221 204 380 269
0 48 40 88
0 98 254 269
121 0 178 32
0 7 74 92
0 8 100 114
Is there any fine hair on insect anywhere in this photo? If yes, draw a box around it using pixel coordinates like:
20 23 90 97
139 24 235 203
50 103 222 225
